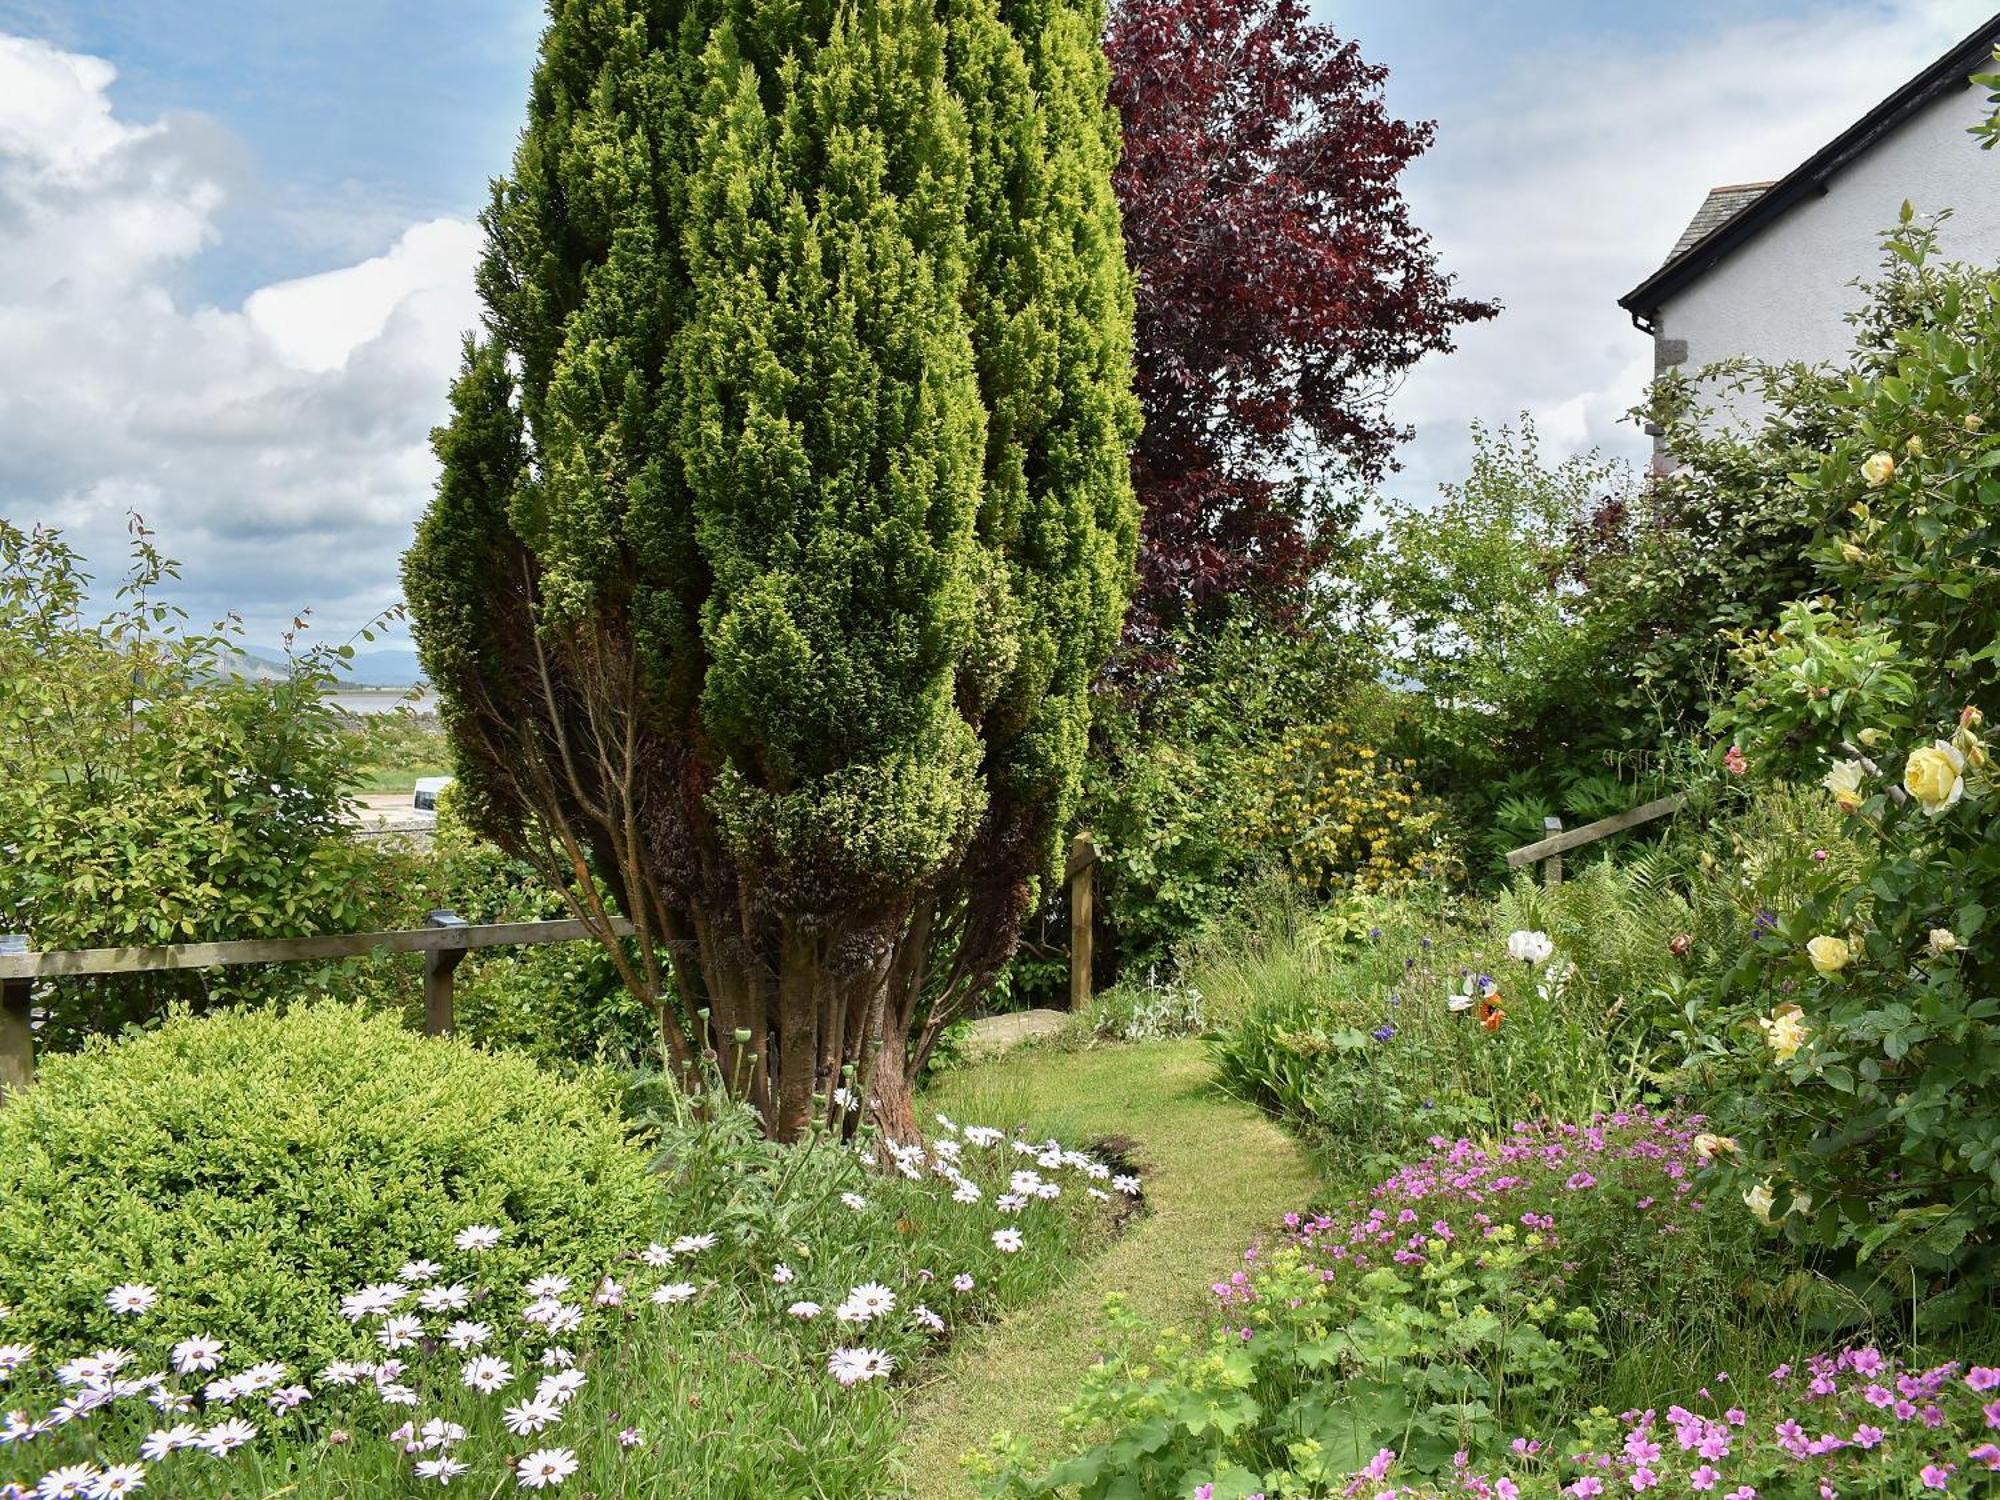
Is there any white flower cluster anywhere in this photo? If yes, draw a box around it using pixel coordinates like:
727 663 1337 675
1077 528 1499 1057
0 1117 1138 1494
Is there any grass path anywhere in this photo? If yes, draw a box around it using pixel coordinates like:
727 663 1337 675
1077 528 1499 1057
897 1039 1319 1497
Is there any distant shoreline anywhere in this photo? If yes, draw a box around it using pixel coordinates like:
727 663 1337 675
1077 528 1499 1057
331 686 436 716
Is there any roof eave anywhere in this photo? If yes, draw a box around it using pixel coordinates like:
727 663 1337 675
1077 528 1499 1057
1618 12 2000 319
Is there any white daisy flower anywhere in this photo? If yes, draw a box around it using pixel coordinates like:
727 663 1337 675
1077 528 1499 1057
639 1243 674 1268
200 1416 258 1455
669 1233 717 1255
339 1283 409 1322
415 1456 469 1484
826 1347 895 1386
460 1356 512 1394
649 1283 697 1307
502 1397 561 1436
169 1336 222 1375
33 1463 98 1498
991 1228 1024 1253
515 1447 578 1489
417 1284 471 1313
377 1315 424 1351
426 1321 480 1359
104 1284 158 1316
139 1425 203 1461
398 1259 442 1284
841 1192 870 1212
535 1369 586 1404
453 1225 502 1253
787 1301 823 1320
771 1264 794 1285
524 1274 572 1300
951 1273 975 1292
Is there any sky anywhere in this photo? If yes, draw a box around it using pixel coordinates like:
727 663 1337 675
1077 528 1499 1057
0 0 1995 656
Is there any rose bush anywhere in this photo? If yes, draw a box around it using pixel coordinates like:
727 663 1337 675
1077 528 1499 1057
1701 221 2000 1298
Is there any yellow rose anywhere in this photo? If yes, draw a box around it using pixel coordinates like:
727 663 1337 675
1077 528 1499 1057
1861 451 1896 487
1744 1180 1811 1225
1969 413 1986 432
1692 1132 1738 1164
1905 435 1924 457
1903 740 1967 816
1952 724 1988 771
1839 541 1867 564
1857 728 1885 748
1805 937 1851 976
1821 760 1864 814
1761 1001 1812 1061
1928 928 1961 957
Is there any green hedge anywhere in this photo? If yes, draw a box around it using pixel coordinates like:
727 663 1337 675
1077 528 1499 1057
0 1003 663 1370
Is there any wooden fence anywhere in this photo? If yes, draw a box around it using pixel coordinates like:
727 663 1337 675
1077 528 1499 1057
0 912 633 1094
1502 793 1687 888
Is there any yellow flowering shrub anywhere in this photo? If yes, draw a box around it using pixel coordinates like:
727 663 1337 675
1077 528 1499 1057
1237 722 1454 892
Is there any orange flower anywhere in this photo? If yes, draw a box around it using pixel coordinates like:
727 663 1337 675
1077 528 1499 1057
1478 993 1505 1031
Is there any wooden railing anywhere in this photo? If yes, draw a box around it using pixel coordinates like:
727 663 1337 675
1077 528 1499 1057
1 830 1110 1094
0 912 633 1094
1502 794 1687 888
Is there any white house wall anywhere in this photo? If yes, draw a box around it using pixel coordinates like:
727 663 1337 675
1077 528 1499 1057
1653 80 2000 444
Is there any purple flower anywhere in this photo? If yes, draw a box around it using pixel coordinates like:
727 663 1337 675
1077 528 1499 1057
1920 1464 1954 1490
1968 1368 2000 1393
1689 1467 1719 1492
1372 1024 1396 1042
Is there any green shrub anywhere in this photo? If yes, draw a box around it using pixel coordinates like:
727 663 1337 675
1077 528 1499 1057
1058 975 1209 1048
1696 221 2000 1293
1206 853 1748 1173
0 522 396 1049
0 1003 663 1371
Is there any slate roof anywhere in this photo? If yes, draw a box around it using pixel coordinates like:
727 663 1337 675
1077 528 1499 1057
1621 10 2000 321
1663 182 1775 264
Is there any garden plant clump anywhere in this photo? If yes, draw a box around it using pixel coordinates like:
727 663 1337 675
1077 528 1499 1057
0 1008 1139 1497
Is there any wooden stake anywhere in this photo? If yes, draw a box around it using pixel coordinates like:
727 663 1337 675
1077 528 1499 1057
423 910 469 1036
1542 816 1565 890
1 935 32 1096
1067 834 1096 1013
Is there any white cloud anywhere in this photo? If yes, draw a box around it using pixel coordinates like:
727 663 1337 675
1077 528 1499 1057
0 32 482 642
1376 0 1998 498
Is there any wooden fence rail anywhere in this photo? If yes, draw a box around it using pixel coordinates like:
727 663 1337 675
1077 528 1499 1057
0 913 634 1095
1502 793 1687 888
2 828 1111 1093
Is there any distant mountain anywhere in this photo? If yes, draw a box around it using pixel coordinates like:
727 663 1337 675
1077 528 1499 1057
216 648 292 682
338 649 426 688
225 646 428 689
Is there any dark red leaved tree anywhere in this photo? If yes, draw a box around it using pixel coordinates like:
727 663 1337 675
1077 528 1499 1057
1107 0 1497 653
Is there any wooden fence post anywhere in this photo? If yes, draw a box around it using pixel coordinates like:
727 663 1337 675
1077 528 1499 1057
1541 816 1564 890
1067 834 1097 1013
0 935 32 1096
423 910 469 1036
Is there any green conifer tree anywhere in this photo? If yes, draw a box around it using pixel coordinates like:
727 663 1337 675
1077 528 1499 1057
405 0 1136 1139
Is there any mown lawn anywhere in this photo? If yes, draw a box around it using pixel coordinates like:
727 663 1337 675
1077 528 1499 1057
901 1039 1319 1497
